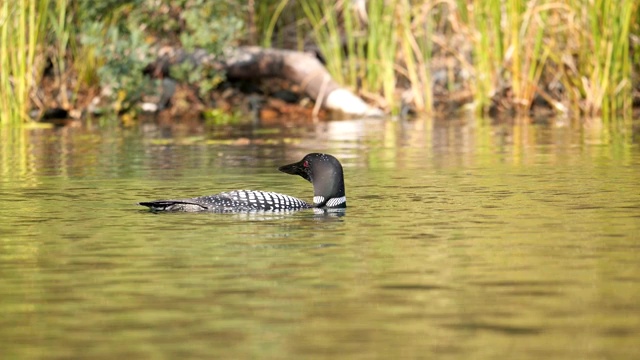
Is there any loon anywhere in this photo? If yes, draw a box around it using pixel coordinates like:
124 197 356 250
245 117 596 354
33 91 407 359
138 153 346 212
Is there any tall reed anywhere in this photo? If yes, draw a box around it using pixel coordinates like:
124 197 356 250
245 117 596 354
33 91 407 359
465 0 636 118
467 0 552 114
397 0 433 113
0 0 49 125
48 0 71 109
365 0 398 110
507 0 550 111
299 0 349 85
466 0 499 112
577 0 636 118
298 0 435 113
258 0 310 49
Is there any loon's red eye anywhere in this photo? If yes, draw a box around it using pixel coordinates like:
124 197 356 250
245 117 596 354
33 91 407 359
303 160 309 168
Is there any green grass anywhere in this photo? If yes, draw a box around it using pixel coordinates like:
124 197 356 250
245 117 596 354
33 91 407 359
291 0 637 118
0 0 48 125
580 0 635 118
298 0 435 114
1 0 638 126
48 0 72 109
457 0 637 118
467 0 550 114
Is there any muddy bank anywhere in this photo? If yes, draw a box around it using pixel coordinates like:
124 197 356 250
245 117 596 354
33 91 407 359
34 44 639 127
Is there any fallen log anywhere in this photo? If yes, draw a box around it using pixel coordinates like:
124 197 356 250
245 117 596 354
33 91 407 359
223 46 382 117
150 46 383 117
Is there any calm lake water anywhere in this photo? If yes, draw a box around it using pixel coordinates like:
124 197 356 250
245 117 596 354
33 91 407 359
1 117 639 359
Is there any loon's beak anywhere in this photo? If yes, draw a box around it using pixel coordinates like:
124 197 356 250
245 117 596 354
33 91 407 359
278 160 311 182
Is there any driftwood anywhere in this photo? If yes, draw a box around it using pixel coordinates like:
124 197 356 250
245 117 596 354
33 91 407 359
224 47 382 116
151 46 383 117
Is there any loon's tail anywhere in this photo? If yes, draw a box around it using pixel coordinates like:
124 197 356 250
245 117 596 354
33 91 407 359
138 200 208 212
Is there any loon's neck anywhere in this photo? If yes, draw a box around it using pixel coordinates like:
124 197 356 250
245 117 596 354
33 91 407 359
313 191 346 208
314 195 347 208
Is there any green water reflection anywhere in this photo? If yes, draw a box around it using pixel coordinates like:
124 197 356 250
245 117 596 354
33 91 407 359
1 117 639 359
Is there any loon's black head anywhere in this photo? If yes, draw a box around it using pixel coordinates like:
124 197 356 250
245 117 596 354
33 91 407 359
278 153 346 208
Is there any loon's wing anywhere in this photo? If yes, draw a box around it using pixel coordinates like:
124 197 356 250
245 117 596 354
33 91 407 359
219 190 311 211
139 190 311 212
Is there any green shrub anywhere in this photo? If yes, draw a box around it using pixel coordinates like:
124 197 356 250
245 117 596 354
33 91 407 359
79 0 243 114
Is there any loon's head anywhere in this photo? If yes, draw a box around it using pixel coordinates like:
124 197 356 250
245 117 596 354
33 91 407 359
278 153 346 208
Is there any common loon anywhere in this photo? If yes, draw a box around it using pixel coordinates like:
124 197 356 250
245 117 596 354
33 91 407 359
138 153 346 212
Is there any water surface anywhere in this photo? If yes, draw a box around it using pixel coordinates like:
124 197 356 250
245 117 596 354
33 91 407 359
1 118 639 359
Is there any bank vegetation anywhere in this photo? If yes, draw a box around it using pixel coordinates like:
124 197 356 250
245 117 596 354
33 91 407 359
0 0 638 126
